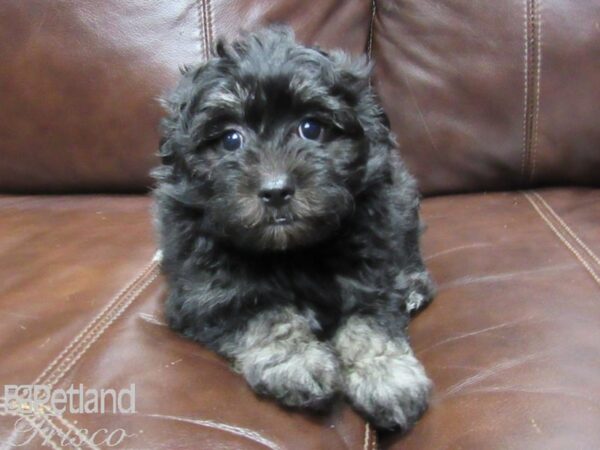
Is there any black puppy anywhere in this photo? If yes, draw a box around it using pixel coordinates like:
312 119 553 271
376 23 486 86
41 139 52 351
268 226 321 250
153 26 435 431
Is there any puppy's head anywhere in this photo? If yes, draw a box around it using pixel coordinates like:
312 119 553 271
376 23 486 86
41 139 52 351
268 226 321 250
155 26 393 251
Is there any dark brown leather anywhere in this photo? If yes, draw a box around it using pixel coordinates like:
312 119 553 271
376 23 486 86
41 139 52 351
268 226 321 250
0 0 370 194
0 195 375 449
0 1 194 193
2 1 600 449
3 1 599 196
2 189 599 448
385 188 600 449
372 0 600 195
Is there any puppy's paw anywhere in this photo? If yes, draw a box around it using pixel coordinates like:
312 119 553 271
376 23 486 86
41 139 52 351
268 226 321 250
343 351 431 430
402 270 435 314
243 343 341 410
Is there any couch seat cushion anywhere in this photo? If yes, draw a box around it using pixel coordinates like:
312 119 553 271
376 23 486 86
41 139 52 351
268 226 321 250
0 195 373 450
2 188 599 449
386 188 600 449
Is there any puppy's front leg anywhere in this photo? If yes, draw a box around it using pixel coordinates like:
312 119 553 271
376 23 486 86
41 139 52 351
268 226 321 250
220 306 341 409
399 215 436 314
333 315 431 430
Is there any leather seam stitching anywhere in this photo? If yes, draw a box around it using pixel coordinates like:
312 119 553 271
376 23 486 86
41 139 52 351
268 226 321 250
206 0 214 57
534 192 600 266
529 0 542 181
1 259 160 450
32 257 160 387
195 0 212 61
367 0 376 60
521 0 541 184
524 192 600 287
363 422 370 450
371 423 378 450
193 0 206 60
44 267 160 388
363 422 378 450
198 0 213 60
202 0 210 60
203 0 210 60
520 0 530 182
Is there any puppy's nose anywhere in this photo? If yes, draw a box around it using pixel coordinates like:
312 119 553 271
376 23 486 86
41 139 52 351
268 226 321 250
259 175 295 208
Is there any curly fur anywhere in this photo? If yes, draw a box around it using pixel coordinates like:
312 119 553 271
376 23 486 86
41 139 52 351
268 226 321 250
153 26 435 431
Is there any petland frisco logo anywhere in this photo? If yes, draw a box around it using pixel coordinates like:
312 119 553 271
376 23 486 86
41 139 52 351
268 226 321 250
4 384 136 415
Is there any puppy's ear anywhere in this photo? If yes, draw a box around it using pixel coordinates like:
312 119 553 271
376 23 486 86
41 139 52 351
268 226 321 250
376 104 391 131
213 37 234 59
159 62 203 112
326 51 394 138
157 63 205 166
327 51 372 95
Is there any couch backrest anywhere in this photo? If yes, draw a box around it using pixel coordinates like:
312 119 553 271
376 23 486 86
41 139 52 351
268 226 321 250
372 0 600 195
1 0 598 196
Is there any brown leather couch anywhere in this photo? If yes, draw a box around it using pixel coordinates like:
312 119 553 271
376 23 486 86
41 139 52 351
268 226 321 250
1 1 599 449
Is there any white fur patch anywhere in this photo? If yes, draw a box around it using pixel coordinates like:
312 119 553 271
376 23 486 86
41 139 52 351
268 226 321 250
333 316 431 429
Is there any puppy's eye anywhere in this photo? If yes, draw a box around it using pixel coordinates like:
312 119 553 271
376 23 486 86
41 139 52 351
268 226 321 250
298 119 323 141
222 130 243 151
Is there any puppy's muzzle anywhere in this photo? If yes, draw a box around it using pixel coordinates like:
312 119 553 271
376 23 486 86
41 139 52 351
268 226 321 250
258 174 295 208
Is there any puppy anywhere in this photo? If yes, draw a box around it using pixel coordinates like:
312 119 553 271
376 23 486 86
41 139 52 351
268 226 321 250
153 26 435 431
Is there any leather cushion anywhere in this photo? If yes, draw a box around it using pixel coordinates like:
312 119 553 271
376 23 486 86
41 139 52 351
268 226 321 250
385 188 600 449
0 195 373 449
372 1 600 195
0 0 370 194
2 189 599 448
